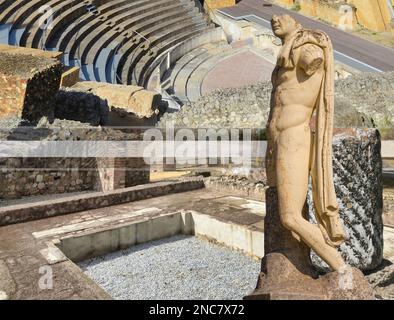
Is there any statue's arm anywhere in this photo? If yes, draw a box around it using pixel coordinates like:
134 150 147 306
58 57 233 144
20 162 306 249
298 44 324 76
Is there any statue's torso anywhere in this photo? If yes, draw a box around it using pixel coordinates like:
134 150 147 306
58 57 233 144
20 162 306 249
268 46 325 133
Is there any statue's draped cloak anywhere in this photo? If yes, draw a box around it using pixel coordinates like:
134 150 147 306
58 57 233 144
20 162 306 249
276 29 346 247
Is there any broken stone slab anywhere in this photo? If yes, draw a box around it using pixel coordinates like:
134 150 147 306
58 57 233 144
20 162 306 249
309 129 384 272
71 81 164 119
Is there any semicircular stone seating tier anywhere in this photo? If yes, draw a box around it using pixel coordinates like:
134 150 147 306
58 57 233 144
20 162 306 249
73 0 193 82
0 0 244 104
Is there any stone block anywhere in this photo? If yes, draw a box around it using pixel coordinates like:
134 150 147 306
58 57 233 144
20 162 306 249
60 66 80 87
0 52 62 123
71 81 163 119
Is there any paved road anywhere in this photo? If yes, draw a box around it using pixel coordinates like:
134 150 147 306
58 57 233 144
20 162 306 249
218 0 394 72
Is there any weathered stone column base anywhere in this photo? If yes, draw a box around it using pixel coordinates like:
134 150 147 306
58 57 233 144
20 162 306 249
244 253 375 300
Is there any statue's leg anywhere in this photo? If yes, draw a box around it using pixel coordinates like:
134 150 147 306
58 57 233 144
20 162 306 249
276 126 346 271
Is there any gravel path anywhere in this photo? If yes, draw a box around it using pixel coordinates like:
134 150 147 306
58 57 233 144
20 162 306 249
78 235 260 300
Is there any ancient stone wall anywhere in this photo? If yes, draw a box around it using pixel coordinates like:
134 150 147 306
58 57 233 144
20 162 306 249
0 158 97 200
0 52 62 123
0 121 150 201
55 88 109 126
298 0 357 30
0 157 150 201
95 158 150 192
159 72 394 132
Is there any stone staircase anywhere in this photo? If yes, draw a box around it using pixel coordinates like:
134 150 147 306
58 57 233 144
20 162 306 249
0 0 215 86
162 41 246 104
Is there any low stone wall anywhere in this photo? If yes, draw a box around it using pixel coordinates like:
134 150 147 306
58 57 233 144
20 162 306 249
0 158 96 200
159 72 394 132
0 122 150 201
0 157 151 201
0 52 62 123
0 179 205 226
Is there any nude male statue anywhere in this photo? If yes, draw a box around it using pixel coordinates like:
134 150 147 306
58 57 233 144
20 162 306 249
266 14 347 271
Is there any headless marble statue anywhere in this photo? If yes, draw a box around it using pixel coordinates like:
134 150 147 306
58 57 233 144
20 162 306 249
244 15 375 300
266 14 347 271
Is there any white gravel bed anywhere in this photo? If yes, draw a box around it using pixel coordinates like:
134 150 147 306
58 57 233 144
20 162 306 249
78 235 260 300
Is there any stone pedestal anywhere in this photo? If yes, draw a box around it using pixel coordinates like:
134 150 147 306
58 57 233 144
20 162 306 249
244 187 375 300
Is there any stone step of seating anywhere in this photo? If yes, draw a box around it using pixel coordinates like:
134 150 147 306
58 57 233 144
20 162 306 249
53 0 132 50
25 0 84 49
85 1 193 66
18 0 67 47
8 0 48 29
107 52 122 84
165 41 230 93
81 0 176 63
69 0 174 62
101 10 197 84
162 46 209 93
186 48 245 102
0 0 31 24
118 20 205 84
42 2 97 50
142 27 227 90
95 47 112 83
8 28 25 46
171 42 233 103
80 64 96 82
0 24 10 44
130 25 210 86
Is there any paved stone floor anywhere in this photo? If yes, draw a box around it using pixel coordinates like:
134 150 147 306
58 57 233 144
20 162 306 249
201 50 275 96
0 187 393 300
0 189 263 300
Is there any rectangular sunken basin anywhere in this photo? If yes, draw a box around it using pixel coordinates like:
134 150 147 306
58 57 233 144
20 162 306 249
49 211 264 300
